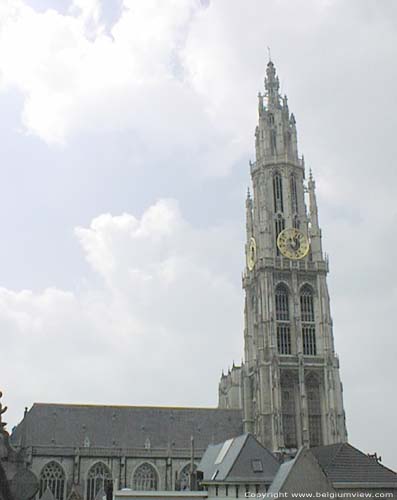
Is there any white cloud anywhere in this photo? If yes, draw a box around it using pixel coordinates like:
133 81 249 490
0 0 245 176
1 0 396 472
2 199 243 429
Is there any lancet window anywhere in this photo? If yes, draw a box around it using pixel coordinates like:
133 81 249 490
281 373 297 448
273 173 284 213
275 285 291 355
290 175 298 214
300 286 316 355
306 374 323 447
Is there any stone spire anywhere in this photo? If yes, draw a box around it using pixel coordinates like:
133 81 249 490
246 187 253 238
308 170 323 261
265 60 280 109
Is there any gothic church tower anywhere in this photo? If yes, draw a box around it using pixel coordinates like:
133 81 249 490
219 61 347 453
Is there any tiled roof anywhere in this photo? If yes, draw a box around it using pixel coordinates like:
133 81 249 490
198 433 280 484
11 403 243 451
311 443 397 485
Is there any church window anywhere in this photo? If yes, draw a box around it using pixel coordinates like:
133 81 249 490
292 216 300 229
300 286 316 355
306 375 323 447
273 173 284 212
300 287 315 322
275 285 289 321
275 215 285 255
178 464 196 491
281 373 297 448
39 461 66 500
86 463 112 500
275 285 291 355
132 463 158 491
290 175 298 214
302 326 316 356
270 130 277 154
277 324 291 355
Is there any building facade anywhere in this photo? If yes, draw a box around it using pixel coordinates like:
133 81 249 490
11 404 242 500
219 60 347 453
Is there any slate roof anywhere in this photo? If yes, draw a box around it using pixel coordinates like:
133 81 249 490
198 433 280 484
11 403 243 451
311 443 397 485
267 449 299 493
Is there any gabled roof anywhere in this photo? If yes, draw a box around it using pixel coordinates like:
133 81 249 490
268 447 334 494
198 433 280 484
11 403 243 451
311 443 397 486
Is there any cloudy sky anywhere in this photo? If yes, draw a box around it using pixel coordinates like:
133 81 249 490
0 0 396 469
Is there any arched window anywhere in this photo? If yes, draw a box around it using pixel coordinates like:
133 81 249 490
86 462 112 500
281 372 297 448
275 285 291 355
273 173 284 213
178 464 197 491
290 175 298 214
275 285 289 321
275 214 285 256
39 461 66 500
132 463 158 491
306 374 323 447
300 286 316 355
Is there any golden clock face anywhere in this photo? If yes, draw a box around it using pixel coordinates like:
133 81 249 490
247 237 257 271
277 228 310 260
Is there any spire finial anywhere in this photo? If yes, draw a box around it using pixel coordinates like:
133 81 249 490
265 56 280 108
267 46 272 63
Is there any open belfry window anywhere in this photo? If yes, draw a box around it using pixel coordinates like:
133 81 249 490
275 285 291 355
300 286 316 355
273 172 284 213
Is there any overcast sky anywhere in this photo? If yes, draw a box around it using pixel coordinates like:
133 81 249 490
0 0 396 470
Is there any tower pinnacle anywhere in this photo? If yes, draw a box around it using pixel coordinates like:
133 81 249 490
265 61 280 108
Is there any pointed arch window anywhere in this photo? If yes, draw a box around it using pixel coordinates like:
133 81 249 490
275 214 285 256
275 285 289 321
39 461 66 500
275 285 291 355
306 374 323 447
86 462 113 500
132 463 158 491
273 173 284 213
300 286 316 355
281 372 297 448
290 175 298 214
178 464 197 491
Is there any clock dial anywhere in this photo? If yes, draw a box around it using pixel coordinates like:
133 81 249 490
277 228 310 260
247 237 257 271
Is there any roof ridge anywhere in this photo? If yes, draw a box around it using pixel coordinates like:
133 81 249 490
31 403 241 411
